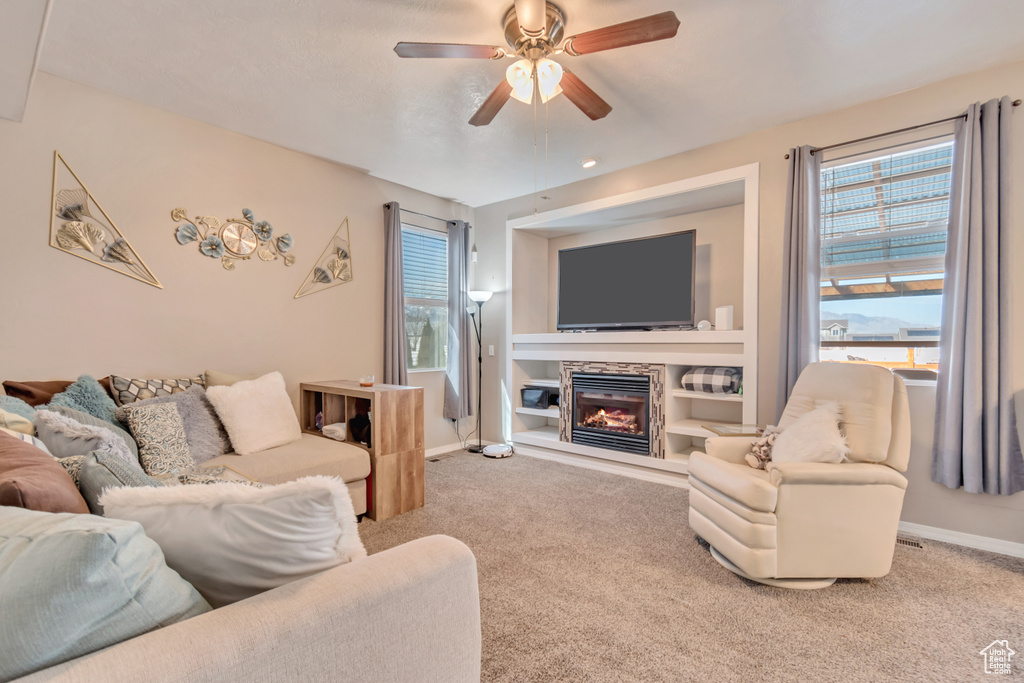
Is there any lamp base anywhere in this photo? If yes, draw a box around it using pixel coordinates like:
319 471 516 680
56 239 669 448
467 444 485 454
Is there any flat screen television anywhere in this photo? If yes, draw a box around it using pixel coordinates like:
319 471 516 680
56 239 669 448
557 230 696 330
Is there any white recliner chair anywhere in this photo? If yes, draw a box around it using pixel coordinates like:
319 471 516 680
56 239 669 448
688 362 911 589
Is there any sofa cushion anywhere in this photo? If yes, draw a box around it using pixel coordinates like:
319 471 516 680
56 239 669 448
0 506 210 681
101 476 367 607
110 374 205 407
204 369 260 387
48 375 121 427
688 450 778 513
0 431 88 514
0 409 34 435
115 386 230 465
205 372 301 456
206 433 371 484
122 403 194 477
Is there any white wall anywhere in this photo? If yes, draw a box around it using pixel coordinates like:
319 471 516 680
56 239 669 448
474 59 1024 544
0 73 473 451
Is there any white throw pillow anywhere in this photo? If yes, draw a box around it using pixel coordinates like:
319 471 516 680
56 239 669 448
770 400 850 464
100 475 366 607
205 371 300 455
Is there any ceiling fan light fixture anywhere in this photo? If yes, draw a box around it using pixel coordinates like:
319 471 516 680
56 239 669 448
506 58 535 104
536 57 563 103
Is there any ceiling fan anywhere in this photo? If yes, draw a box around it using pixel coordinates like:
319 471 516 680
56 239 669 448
394 1 680 126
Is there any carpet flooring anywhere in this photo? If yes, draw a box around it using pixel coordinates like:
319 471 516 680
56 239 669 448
357 451 1024 682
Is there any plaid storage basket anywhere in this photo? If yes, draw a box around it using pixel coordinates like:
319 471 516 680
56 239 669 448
681 367 742 394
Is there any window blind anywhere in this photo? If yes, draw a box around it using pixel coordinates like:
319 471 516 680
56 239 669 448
820 141 953 283
401 227 447 301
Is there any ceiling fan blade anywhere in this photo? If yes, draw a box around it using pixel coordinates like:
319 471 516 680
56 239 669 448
560 71 612 121
563 11 680 56
514 0 548 37
469 80 514 127
394 42 505 59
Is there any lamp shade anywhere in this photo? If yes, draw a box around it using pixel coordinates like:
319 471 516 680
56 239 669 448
536 58 563 103
505 59 534 104
468 290 493 303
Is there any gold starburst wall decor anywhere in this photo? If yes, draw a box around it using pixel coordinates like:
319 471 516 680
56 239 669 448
49 152 162 288
294 218 354 298
172 207 295 271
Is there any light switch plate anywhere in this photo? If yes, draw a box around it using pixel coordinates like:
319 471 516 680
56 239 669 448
488 345 495 356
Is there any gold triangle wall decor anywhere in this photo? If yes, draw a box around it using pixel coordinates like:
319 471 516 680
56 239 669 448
49 152 162 288
294 218 354 298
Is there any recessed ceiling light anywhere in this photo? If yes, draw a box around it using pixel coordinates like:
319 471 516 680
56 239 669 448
580 158 599 169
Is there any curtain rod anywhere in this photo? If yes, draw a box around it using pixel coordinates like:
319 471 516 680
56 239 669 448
383 203 451 225
783 99 1021 159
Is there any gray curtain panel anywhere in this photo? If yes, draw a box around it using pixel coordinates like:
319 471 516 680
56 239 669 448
933 97 1024 495
444 221 473 419
383 202 408 386
776 145 821 420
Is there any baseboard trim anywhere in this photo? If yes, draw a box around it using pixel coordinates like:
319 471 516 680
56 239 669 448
515 445 690 489
898 521 1024 558
425 441 498 458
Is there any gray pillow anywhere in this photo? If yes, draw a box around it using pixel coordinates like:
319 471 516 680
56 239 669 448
115 385 230 464
0 506 210 681
78 451 163 515
33 410 142 474
48 404 139 461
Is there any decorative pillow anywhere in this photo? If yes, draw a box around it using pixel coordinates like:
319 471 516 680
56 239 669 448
0 409 34 435
681 366 743 394
204 369 260 387
115 386 230 464
745 428 779 470
0 506 211 681
770 400 850 465
57 455 86 487
0 431 88 514
33 410 139 472
77 451 163 515
0 395 35 421
101 475 366 607
0 428 52 454
111 374 204 406
48 375 121 426
206 371 301 455
49 404 139 461
122 403 194 476
2 377 115 408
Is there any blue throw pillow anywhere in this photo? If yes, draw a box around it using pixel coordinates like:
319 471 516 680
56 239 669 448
0 396 35 421
48 375 120 427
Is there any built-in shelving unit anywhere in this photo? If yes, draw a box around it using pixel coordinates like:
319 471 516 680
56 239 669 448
502 163 759 485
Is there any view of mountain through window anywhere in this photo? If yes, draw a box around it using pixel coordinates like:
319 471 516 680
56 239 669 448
819 140 953 371
402 226 448 371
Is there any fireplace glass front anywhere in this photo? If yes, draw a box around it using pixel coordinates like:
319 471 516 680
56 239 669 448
571 373 651 455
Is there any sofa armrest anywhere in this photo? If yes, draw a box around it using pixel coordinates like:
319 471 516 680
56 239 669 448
768 461 908 489
704 435 756 464
19 535 481 683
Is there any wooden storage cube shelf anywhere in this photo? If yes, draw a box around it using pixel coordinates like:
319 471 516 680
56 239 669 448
300 381 424 521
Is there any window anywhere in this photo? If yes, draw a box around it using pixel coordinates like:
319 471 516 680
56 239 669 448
819 140 953 371
402 226 448 371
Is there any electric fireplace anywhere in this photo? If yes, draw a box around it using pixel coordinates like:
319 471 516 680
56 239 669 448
571 373 651 455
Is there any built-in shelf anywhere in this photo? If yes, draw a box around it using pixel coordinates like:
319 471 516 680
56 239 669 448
513 330 746 345
512 350 747 365
665 419 738 439
512 426 689 474
523 378 560 388
516 406 560 418
670 389 744 403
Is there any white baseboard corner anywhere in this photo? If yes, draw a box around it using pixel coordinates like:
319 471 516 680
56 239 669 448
515 445 690 489
425 440 499 458
898 521 1024 558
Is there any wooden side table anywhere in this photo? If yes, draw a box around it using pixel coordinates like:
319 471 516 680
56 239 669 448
299 380 424 521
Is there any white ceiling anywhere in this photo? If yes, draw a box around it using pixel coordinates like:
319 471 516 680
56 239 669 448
26 0 1024 207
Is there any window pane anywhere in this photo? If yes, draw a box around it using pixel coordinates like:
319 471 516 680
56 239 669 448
402 229 447 301
819 141 952 372
405 303 448 371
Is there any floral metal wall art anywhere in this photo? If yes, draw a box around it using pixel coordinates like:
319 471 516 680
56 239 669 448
49 152 162 288
294 218 354 298
172 207 295 271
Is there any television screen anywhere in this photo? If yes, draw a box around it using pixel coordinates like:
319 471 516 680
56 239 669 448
557 230 695 330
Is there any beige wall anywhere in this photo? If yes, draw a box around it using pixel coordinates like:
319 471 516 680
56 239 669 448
0 73 473 451
475 59 1024 544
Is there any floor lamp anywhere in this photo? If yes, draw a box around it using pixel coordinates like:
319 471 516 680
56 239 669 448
466 290 492 454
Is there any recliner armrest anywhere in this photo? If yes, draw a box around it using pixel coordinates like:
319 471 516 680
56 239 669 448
704 435 756 464
768 461 908 489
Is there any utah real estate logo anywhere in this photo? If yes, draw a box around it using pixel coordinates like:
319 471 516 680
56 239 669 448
980 640 1015 675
